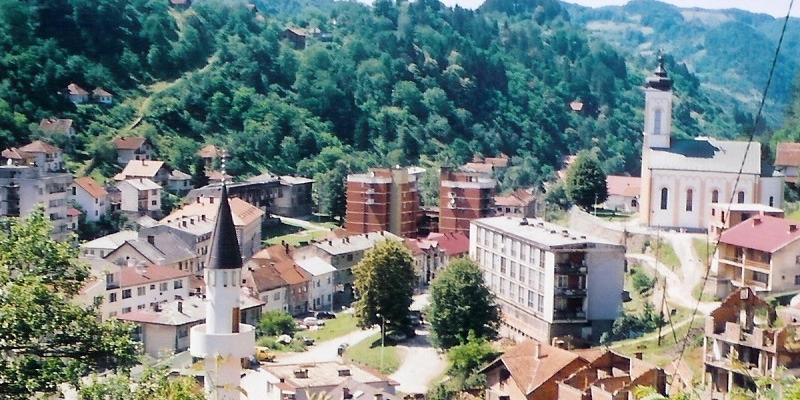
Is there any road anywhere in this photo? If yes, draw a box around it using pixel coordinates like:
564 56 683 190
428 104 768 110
275 326 379 365
389 326 447 394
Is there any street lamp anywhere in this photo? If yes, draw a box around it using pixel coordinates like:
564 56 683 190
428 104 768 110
376 313 385 370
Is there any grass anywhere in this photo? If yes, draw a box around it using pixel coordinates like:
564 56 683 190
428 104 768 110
612 314 706 374
692 238 714 267
343 332 400 375
265 230 330 247
301 313 359 343
649 237 681 268
692 281 716 302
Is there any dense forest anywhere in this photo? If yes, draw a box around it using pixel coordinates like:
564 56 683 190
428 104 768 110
0 0 746 213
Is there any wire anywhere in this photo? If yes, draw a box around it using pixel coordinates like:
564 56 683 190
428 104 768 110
668 0 795 394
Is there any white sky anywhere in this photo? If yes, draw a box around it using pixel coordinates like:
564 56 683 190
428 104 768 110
354 0 798 18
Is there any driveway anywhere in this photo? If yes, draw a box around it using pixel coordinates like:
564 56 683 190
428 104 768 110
389 326 448 395
274 326 380 365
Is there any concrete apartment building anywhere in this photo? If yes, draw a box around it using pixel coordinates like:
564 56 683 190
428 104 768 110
0 140 73 240
190 175 314 219
345 167 419 237
471 217 624 343
712 215 800 296
440 167 494 236
703 288 800 398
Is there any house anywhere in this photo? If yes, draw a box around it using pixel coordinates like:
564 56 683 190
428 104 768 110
70 176 109 222
0 141 72 240
275 175 314 218
205 170 233 184
116 178 161 216
281 28 309 49
67 206 80 232
80 230 138 259
775 142 800 184
117 293 263 358
38 118 76 138
639 57 783 231
296 256 336 312
162 194 264 260
471 217 624 343
63 83 89 104
708 203 784 237
426 231 470 263
77 259 193 322
247 245 311 316
702 288 800 397
712 215 800 296
494 189 537 217
190 175 314 219
440 167 495 236
481 340 590 400
243 266 289 313
104 231 198 273
346 167 420 237
403 237 445 289
604 175 641 213
293 231 403 306
92 87 113 104
197 144 220 167
112 137 153 167
259 361 398 400
167 170 192 195
556 350 667 399
115 160 168 186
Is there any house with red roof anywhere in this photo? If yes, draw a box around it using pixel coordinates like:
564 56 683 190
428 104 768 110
494 188 537 218
426 231 469 263
70 176 109 221
112 137 154 168
713 215 800 295
604 175 640 213
775 142 800 184
92 87 113 104
63 83 89 103
246 244 310 315
403 237 445 289
38 118 76 137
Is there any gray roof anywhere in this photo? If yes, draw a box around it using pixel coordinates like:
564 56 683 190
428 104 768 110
472 217 620 249
81 230 138 251
107 232 195 266
647 137 762 175
295 256 336 277
117 294 264 326
313 231 403 256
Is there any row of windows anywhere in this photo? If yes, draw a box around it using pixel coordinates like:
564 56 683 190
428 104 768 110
110 280 183 302
476 228 546 266
659 188 755 211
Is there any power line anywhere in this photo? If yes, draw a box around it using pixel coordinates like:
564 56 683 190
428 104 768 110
668 0 795 395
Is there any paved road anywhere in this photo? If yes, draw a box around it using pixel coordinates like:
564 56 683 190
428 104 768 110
274 326 380 365
389 326 447 394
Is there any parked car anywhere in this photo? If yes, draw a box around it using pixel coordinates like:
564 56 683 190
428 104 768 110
255 346 276 362
303 316 325 326
315 311 336 319
409 310 422 326
302 336 315 345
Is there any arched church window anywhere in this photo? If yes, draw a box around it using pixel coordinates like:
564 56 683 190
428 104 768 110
660 188 668 210
737 191 745 204
711 190 719 203
654 109 663 135
686 189 693 212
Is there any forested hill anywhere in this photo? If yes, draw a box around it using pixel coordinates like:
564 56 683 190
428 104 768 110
562 0 800 128
0 0 739 204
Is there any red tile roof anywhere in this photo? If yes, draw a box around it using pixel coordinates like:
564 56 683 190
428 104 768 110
19 140 59 154
119 264 193 287
92 87 112 97
74 176 108 199
483 339 587 395
113 136 147 150
775 142 800 167
66 83 88 95
38 118 73 134
67 206 81 217
494 189 535 207
719 215 800 253
606 175 641 198
197 144 220 158
426 231 469 256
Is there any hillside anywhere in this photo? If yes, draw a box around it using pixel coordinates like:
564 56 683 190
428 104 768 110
0 0 742 217
562 0 800 128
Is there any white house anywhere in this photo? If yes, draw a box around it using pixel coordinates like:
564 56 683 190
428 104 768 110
116 178 161 216
70 176 109 222
80 230 138 259
295 256 336 312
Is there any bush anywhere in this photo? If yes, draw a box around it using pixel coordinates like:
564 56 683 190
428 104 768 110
257 310 296 337
632 269 655 294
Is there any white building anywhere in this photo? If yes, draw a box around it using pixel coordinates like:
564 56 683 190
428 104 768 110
70 176 109 221
296 256 336 312
80 230 138 259
639 57 783 231
116 178 161 216
470 216 625 343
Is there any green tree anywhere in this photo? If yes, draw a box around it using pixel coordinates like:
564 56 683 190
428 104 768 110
353 240 416 338
0 208 139 398
447 331 498 378
257 310 297 336
565 151 608 211
79 362 204 400
428 258 499 349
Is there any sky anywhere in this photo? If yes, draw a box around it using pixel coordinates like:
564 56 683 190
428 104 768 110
371 0 798 18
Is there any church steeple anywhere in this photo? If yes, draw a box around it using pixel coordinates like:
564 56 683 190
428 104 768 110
642 54 673 149
206 184 242 270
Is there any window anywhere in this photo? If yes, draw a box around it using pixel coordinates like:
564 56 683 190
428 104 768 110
151 200 157 206
795 275 800 285
151 189 158 195
499 278 506 295
518 286 524 304
711 190 719 203
556 275 568 288
660 188 668 210
527 290 535 308
653 109 663 135
122 289 132 299
537 294 544 313
509 261 516 278
109 293 117 303
770 196 775 207
500 258 506 274
685 189 693 212
137 304 146 310
346 254 353 262
72 186 76 196
737 191 745 203
273 292 280 300
159 282 168 292
122 307 131 313
174 280 183 290
538 249 545 268
753 271 768 284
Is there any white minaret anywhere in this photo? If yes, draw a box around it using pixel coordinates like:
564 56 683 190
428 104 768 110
190 183 254 399
642 55 674 150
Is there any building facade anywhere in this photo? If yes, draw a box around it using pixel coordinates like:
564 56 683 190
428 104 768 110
440 167 494 236
471 217 624 343
70 176 109 222
345 167 419 237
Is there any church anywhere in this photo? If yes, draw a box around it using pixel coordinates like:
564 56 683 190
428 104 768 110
638 57 784 231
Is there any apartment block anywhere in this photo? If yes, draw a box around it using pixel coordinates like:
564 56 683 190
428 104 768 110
703 288 800 398
713 215 800 295
0 141 72 240
471 217 624 343
345 167 419 237
440 167 494 236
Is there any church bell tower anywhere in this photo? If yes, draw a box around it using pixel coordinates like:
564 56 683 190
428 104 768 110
642 55 673 149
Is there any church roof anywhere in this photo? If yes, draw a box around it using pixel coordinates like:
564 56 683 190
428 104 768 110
647 137 761 175
206 185 242 270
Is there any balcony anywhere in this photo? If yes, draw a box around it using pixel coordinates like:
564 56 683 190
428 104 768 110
555 262 587 275
555 287 586 297
553 310 587 321
743 259 770 270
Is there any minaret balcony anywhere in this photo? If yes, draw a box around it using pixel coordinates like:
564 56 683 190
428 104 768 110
189 323 255 359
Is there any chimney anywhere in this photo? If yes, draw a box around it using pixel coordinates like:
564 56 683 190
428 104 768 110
342 388 352 400
791 225 798 233
147 235 155 245
342 238 346 243
328 240 333 246
201 214 206 221
210 197 214 204
634 352 643 360
178 301 183 313
142 159 146 165
753 217 761 226
284 243 290 254
380 231 384 236
374 394 383 400
535 342 542 359
196 197 200 204
337 369 351 376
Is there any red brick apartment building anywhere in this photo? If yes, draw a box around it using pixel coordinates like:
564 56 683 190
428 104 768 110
345 167 419 237
439 167 495 236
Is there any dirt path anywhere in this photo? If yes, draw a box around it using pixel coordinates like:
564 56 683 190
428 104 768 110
389 327 448 394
